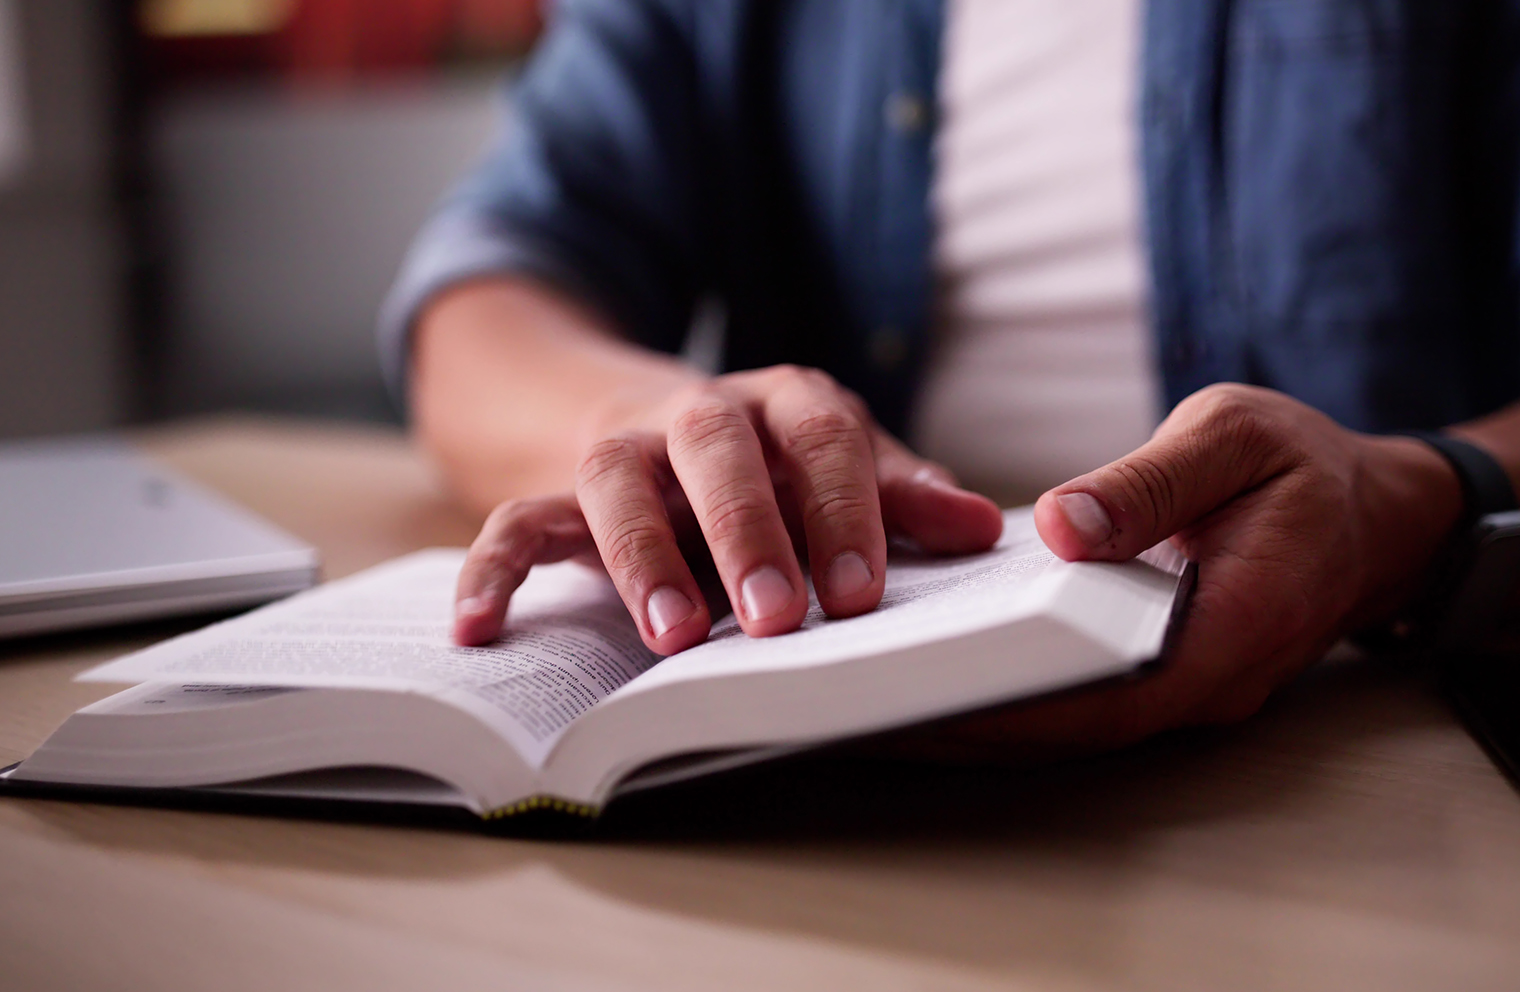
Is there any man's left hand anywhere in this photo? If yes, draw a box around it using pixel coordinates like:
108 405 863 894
934 383 1467 752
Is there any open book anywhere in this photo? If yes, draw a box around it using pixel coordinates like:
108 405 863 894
4 510 1191 819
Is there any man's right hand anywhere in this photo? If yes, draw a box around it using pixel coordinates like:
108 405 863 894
451 364 1004 654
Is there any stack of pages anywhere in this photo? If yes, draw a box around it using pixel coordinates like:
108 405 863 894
3 510 1191 819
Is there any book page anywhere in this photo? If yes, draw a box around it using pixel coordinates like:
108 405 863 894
80 553 659 765
614 509 1063 695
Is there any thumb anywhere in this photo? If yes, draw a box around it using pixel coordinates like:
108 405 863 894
1033 389 1294 561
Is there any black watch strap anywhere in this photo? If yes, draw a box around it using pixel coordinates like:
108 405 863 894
1397 431 1518 523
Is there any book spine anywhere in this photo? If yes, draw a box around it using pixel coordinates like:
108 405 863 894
481 794 599 820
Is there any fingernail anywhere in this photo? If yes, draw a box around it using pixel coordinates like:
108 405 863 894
457 596 490 617
1057 492 1114 546
740 566 794 622
646 586 696 638
825 551 873 599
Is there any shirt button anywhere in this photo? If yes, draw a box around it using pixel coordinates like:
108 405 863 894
884 91 929 134
869 325 909 371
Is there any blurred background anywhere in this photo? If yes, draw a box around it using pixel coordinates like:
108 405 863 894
0 0 542 439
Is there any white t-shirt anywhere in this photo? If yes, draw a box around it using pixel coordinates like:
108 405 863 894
910 0 1158 506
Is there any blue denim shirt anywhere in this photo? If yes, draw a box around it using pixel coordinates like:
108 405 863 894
381 0 1520 439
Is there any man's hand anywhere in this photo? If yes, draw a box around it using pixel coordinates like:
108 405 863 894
932 383 1467 753
451 365 1004 654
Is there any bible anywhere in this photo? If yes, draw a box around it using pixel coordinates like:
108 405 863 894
2 510 1191 819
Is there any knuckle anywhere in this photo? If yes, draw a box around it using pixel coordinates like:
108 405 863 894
784 409 864 464
598 518 671 577
803 487 875 530
771 362 816 383
1143 384 1303 501
699 479 776 544
474 499 540 570
778 411 876 527
575 435 644 489
671 378 724 408
669 398 749 453
1188 382 1260 421
1185 384 1283 454
1108 453 1178 523
481 498 538 544
767 363 841 396
481 498 522 536
796 366 837 391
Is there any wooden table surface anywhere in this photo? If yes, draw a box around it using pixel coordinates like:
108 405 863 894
3 418 1519 992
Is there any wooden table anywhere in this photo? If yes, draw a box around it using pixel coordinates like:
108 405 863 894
3 418 1518 992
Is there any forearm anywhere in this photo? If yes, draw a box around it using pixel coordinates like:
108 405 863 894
411 277 700 517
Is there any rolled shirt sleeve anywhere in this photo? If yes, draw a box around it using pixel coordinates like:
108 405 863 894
377 0 708 406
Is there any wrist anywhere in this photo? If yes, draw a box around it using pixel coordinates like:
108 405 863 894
1351 434 1466 626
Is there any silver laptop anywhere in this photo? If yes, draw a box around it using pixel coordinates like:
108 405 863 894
0 437 319 639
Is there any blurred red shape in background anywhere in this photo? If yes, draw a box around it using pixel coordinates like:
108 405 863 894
143 0 543 88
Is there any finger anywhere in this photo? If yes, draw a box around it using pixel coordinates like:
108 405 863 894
454 495 596 646
757 373 887 618
1034 384 1297 562
665 389 808 636
874 434 1004 554
575 432 712 654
